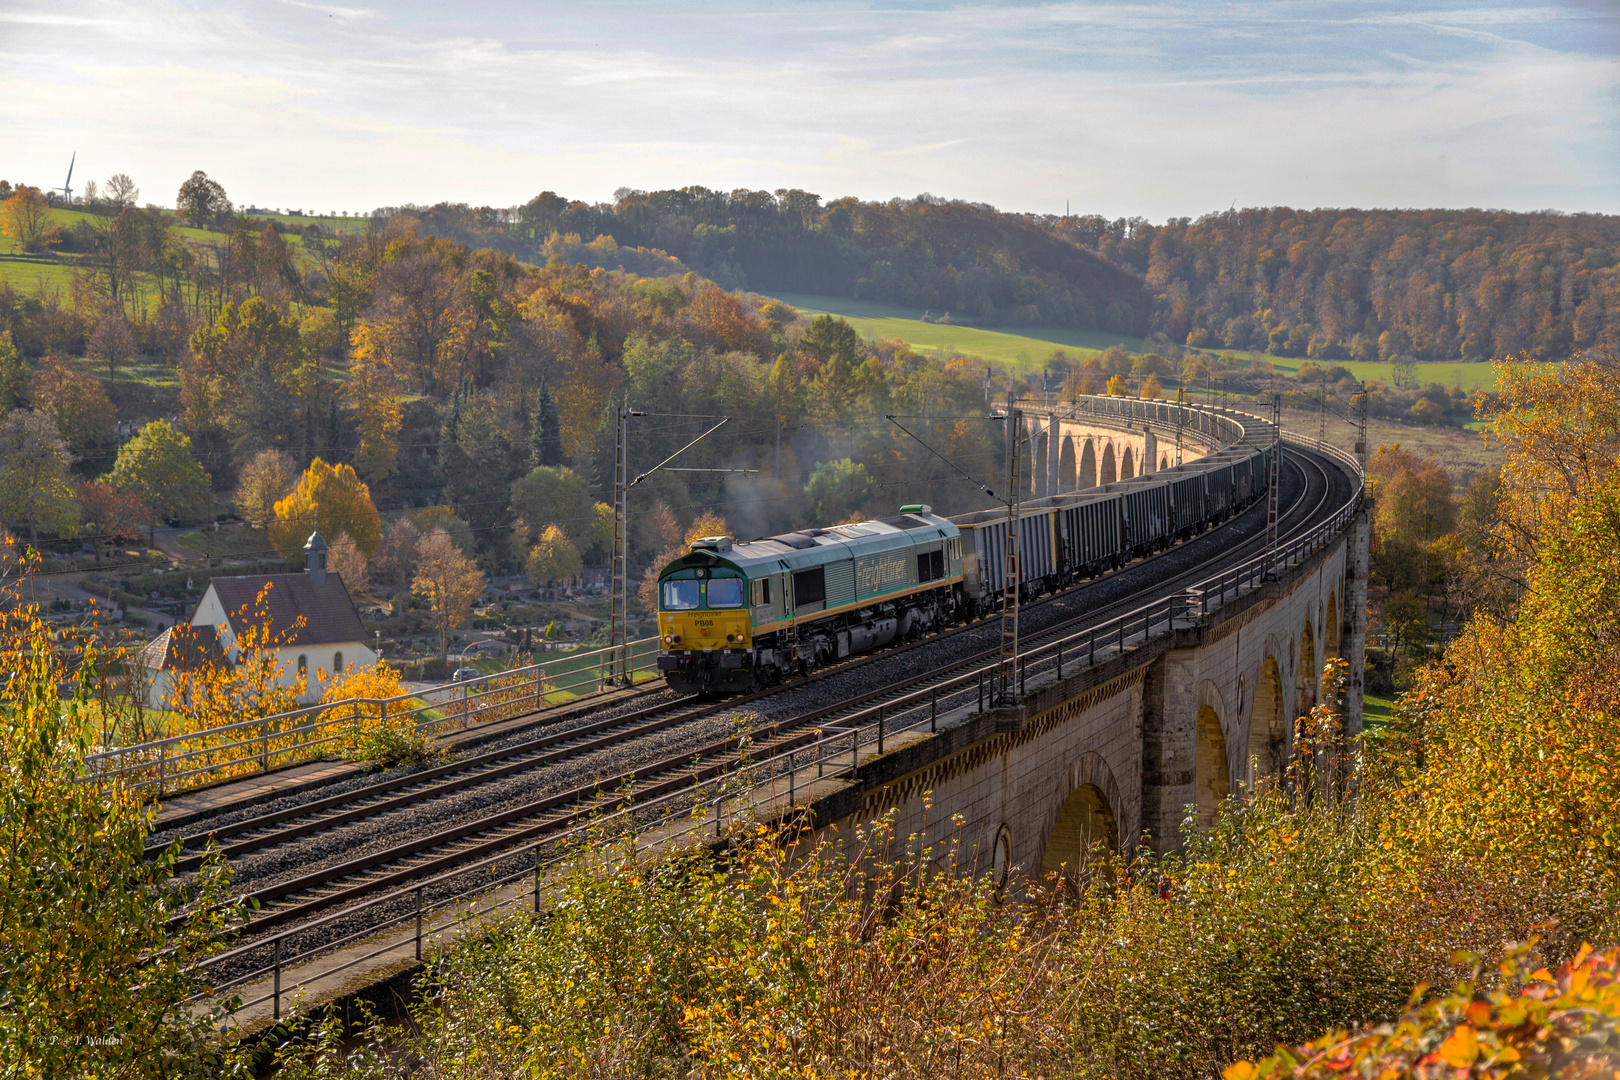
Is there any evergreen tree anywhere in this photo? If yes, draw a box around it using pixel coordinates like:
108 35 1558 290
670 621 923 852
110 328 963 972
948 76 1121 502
531 381 564 468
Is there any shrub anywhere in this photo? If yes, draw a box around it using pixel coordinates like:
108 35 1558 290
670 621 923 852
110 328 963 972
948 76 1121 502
349 724 430 770
1228 943 1620 1079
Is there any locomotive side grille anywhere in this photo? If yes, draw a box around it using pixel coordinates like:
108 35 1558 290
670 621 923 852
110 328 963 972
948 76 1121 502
825 560 856 606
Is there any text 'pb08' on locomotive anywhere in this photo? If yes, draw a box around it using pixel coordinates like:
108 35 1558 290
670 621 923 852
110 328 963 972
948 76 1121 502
655 505 964 694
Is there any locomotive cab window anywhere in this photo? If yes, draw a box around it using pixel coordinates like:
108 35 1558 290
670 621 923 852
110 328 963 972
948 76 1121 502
661 576 701 610
706 576 744 608
750 578 772 606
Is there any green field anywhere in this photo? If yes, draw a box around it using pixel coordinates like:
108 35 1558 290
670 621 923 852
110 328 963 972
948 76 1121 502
768 292 1143 371
1263 358 1511 392
770 293 1516 390
1363 694 1394 727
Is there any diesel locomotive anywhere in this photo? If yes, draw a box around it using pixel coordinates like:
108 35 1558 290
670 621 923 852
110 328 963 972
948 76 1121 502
655 434 1273 695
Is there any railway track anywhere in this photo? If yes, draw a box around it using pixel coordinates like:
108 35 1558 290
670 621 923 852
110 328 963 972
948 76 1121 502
177 442 1344 975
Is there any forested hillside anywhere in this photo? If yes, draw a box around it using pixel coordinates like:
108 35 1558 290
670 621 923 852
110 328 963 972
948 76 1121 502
0 177 1027 586
1052 207 1620 362
379 189 1152 334
371 193 1620 365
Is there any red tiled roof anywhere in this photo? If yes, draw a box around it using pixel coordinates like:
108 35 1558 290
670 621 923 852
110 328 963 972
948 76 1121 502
198 573 366 647
136 623 227 672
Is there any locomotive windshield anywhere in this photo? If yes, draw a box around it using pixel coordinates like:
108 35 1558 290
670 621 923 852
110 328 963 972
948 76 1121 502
661 579 701 610
706 578 744 608
658 568 747 611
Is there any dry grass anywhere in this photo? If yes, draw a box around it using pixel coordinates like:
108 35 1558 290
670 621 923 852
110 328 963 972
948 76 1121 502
1284 405 1501 488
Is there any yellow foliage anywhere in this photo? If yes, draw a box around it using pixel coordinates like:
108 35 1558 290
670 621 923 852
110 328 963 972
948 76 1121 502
268 456 383 559
346 324 404 483
319 660 417 746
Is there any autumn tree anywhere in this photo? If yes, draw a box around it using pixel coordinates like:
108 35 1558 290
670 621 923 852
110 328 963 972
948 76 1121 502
0 590 246 1076
413 505 475 555
525 524 582 596
73 480 151 547
176 170 231 229
104 171 138 208
327 532 369 593
371 517 421 589
510 465 593 544
645 500 681 551
1371 445 1456 548
86 309 137 383
412 526 484 665
269 457 382 560
186 297 310 458
0 410 78 542
346 324 403 482
798 315 861 368
0 331 26 409
0 185 54 252
28 358 116 457
103 419 212 537
234 448 296 531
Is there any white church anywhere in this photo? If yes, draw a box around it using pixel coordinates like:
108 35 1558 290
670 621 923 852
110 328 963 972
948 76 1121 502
137 533 376 704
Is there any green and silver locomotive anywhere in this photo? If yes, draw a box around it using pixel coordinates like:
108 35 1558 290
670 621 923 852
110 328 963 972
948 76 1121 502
654 505 965 694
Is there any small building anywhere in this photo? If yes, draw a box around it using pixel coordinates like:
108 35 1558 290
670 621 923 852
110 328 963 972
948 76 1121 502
132 623 227 708
186 533 376 702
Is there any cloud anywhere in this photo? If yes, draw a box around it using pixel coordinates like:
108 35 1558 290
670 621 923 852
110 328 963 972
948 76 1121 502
277 0 379 21
0 0 1614 218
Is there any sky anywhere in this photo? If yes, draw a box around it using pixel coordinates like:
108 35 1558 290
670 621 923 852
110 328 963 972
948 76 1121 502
2 1 1618 221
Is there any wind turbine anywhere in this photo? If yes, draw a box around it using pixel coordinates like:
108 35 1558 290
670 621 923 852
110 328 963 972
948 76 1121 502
52 153 76 204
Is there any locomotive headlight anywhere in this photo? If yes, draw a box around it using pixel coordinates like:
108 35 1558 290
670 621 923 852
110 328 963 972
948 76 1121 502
663 633 682 646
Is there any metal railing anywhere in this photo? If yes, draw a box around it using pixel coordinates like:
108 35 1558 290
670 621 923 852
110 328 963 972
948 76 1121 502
81 636 663 798
1019 394 1256 453
193 431 1365 1023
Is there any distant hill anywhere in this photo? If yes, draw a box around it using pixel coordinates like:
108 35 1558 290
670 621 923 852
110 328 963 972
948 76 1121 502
379 194 1618 364
373 190 1152 336
1049 207 1620 362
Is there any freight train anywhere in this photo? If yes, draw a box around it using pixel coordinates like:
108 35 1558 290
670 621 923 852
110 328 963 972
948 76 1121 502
654 434 1272 695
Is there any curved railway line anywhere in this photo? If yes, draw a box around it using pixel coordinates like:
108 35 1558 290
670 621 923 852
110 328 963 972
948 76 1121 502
173 437 1352 999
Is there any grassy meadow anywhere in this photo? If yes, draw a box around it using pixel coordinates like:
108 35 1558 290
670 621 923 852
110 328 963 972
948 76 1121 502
767 291 1145 370
770 293 1510 391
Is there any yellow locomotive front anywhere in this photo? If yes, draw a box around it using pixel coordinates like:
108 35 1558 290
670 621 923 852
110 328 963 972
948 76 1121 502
655 558 755 695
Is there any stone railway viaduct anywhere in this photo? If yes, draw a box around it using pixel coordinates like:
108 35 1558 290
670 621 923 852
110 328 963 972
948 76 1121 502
794 402 1368 883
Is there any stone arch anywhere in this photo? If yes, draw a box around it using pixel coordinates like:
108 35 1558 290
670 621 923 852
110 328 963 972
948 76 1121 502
1100 442 1117 485
1160 453 1168 471
991 823 1015 896
1298 617 1317 714
1324 592 1340 660
1039 752 1122 887
1059 435 1077 490
1121 445 1136 480
1195 703 1231 827
1248 654 1285 784
1079 439 1097 488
